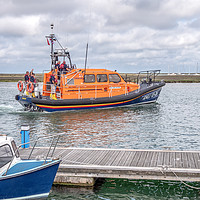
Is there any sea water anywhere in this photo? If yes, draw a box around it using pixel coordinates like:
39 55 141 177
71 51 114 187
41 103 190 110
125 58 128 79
0 82 200 199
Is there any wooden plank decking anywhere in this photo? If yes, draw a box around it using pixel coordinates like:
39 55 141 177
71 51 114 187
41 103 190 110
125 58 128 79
19 147 200 185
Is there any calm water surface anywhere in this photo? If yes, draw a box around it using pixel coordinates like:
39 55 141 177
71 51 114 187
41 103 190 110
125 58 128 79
0 82 200 199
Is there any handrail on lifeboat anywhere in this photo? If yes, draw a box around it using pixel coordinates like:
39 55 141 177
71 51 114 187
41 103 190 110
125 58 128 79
137 70 161 84
43 79 131 100
61 82 130 99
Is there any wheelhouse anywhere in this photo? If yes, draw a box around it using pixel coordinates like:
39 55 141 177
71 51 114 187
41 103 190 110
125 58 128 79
42 68 139 100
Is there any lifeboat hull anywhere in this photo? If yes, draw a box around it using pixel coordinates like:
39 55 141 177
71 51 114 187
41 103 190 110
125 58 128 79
27 82 165 112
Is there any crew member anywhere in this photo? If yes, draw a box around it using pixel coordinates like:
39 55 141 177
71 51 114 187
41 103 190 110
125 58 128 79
24 71 30 83
65 64 70 72
59 62 64 73
30 73 36 84
55 61 60 70
55 61 61 80
49 71 57 100
60 61 69 74
29 73 37 97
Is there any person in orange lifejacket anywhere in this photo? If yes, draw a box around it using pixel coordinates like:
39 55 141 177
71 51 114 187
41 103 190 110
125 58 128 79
49 71 57 100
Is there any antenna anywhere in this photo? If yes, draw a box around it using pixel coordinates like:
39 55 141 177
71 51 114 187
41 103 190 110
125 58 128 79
84 43 89 72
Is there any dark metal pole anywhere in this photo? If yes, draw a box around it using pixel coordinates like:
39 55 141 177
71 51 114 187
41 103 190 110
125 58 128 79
50 24 54 70
84 43 89 72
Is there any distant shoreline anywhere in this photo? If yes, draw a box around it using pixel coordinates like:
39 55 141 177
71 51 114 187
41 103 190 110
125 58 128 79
0 73 200 83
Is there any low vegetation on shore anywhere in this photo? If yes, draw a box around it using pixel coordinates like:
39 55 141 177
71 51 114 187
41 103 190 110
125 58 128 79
0 73 200 83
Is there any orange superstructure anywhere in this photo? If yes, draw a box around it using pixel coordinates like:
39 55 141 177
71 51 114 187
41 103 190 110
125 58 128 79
42 68 139 100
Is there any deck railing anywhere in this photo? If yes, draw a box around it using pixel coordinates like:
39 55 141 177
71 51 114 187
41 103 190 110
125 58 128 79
42 81 131 99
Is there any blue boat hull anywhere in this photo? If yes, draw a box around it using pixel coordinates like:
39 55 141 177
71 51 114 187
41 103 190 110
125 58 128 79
0 160 60 200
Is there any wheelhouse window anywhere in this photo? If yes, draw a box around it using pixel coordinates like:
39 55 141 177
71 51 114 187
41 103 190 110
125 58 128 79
97 74 108 82
0 144 13 168
84 74 95 83
109 74 121 83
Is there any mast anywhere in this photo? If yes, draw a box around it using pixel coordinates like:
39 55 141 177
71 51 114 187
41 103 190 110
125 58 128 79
84 43 89 72
45 24 74 70
45 24 56 70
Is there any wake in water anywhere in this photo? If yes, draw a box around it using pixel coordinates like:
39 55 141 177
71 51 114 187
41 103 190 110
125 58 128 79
0 103 23 114
0 104 15 110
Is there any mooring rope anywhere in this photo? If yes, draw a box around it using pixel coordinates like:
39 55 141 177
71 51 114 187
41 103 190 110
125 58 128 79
159 165 200 190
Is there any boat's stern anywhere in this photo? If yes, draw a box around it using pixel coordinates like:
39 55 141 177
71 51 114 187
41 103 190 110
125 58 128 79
15 94 32 107
15 94 42 111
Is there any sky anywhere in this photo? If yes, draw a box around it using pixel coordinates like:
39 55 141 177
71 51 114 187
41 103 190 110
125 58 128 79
1 0 200 73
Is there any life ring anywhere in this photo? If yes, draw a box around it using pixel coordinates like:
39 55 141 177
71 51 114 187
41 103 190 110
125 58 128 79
27 82 34 93
17 81 23 92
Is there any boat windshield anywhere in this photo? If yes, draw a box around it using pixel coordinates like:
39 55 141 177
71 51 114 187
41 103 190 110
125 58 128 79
11 141 19 158
0 144 13 168
109 74 121 83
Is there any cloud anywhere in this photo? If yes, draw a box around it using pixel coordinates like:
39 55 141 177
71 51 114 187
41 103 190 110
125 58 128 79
0 0 200 73
0 16 40 37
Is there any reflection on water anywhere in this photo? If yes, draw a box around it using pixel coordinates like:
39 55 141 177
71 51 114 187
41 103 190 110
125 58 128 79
49 179 200 200
12 104 163 149
1 83 200 151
